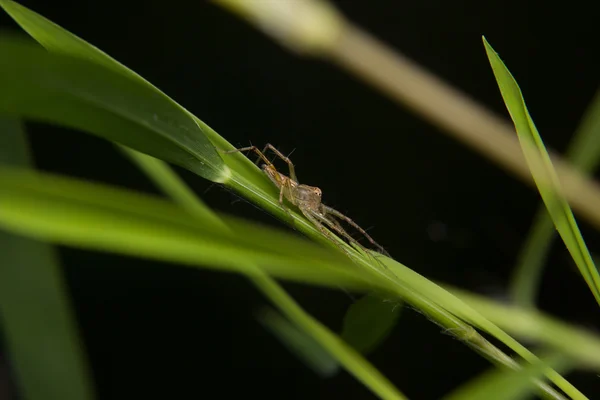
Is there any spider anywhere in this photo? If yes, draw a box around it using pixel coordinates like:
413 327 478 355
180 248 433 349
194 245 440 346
223 144 390 258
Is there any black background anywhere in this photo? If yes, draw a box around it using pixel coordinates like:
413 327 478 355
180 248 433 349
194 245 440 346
1 0 599 399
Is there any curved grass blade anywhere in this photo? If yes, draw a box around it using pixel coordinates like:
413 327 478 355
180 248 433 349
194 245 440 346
0 167 372 289
341 294 401 355
0 118 94 400
442 353 571 400
511 89 600 307
0 35 226 183
483 36 600 307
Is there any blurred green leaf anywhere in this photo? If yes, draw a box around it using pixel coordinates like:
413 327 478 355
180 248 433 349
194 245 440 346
0 35 226 183
0 166 371 289
0 118 94 400
341 294 401 354
484 36 600 307
443 352 570 400
258 307 340 378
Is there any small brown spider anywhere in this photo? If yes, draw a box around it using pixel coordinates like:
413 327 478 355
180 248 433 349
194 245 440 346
223 144 390 258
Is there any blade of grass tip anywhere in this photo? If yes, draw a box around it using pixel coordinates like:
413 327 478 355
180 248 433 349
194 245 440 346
0 117 95 400
124 149 408 398
511 87 600 307
442 352 571 400
483 36 600 308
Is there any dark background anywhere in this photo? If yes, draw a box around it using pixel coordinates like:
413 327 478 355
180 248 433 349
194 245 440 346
1 0 599 398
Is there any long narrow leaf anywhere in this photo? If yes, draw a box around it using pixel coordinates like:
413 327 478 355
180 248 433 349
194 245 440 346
0 167 372 289
0 118 94 400
511 88 600 307
484 37 600 307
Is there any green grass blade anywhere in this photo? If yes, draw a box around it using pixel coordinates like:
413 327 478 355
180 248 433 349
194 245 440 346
0 118 95 400
443 353 571 400
341 294 401 355
511 89 600 307
0 35 226 183
0 166 371 289
483 36 600 307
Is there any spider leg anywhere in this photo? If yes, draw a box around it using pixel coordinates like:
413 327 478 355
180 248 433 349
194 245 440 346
310 209 367 252
262 143 298 183
222 145 273 168
310 210 397 281
278 180 295 224
300 209 353 256
322 205 390 257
